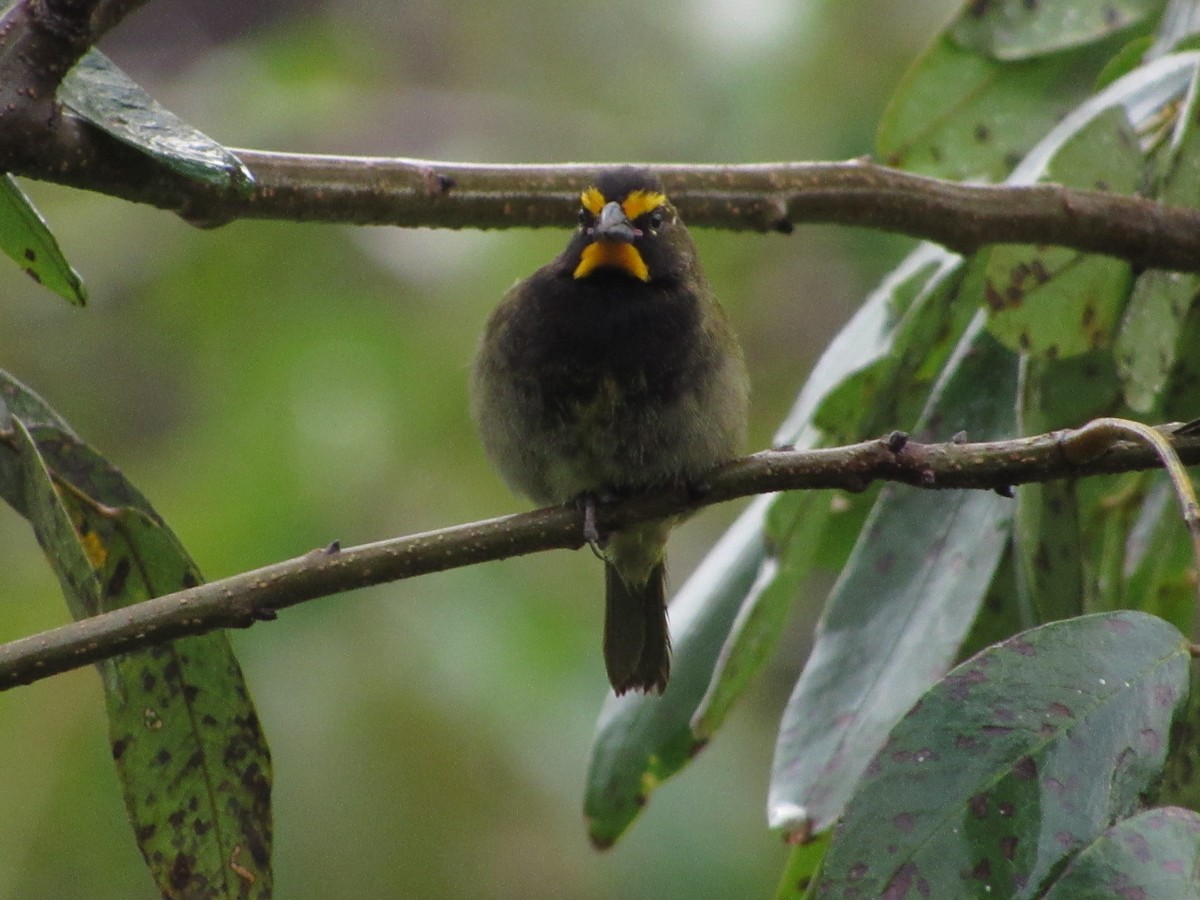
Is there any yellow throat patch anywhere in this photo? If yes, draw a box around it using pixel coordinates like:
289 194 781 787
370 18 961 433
573 187 666 282
574 242 649 281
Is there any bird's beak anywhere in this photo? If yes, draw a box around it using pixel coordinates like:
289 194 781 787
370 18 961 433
592 201 641 243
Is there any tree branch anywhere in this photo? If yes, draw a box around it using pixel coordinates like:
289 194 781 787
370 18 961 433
2 0 1200 272
6 139 1200 274
2 422 1198 692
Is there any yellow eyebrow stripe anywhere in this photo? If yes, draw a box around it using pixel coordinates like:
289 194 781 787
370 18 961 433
621 190 667 220
580 187 606 215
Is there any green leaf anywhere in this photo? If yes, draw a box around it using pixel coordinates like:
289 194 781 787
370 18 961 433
1095 35 1156 88
1014 351 1122 624
1042 807 1200 896
689 490 832 742
0 174 87 304
877 34 1122 181
691 246 965 744
767 318 1018 835
950 0 1165 61
774 833 829 900
1160 667 1200 811
0 371 273 898
584 247 963 849
957 544 1030 660
60 50 254 192
1116 60 1200 412
982 107 1142 359
1163 295 1200 420
1123 477 1197 634
813 611 1192 897
583 498 767 849
1116 270 1200 412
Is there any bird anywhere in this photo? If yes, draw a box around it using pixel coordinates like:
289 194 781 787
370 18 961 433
470 166 749 695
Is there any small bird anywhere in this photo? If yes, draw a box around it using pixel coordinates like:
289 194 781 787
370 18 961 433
470 167 749 695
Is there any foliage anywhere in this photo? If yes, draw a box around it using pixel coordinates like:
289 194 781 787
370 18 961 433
2 1 1200 898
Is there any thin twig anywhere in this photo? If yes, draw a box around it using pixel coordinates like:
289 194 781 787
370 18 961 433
2 424 1199 692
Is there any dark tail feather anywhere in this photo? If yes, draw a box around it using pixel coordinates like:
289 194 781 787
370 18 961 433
603 561 670 695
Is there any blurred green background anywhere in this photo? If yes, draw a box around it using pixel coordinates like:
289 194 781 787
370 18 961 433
0 1 959 897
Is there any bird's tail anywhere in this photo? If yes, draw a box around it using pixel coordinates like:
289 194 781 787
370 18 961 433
603 560 670 695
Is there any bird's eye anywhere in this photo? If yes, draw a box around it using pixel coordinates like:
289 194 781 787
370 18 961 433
578 209 591 226
647 210 664 230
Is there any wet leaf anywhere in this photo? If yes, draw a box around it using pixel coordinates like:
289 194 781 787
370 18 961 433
1014 351 1122 625
584 498 768 849
0 174 87 304
692 246 965 744
951 0 1165 61
812 611 1191 898
60 50 254 191
0 371 272 898
767 319 1018 835
584 248 963 848
1043 807 1200 897
983 108 1141 359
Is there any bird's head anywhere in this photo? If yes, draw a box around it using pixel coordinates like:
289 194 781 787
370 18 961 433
569 167 692 284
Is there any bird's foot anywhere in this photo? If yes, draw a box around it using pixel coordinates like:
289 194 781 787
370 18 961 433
576 492 608 560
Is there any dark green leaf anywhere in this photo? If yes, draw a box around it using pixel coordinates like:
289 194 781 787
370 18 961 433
767 320 1018 835
950 0 1165 61
584 248 963 848
958 544 1029 660
0 174 87 304
813 611 1191 898
692 246 965 743
1041 807 1200 897
690 490 832 741
1124 477 1197 634
1160 667 1200 811
60 50 254 192
0 371 273 898
1014 351 1122 624
584 499 767 849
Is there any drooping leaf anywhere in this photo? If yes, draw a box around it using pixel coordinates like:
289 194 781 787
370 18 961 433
689 490 832 743
0 371 272 898
1041 807 1200 898
767 317 1018 835
950 0 1165 61
957 544 1029 660
584 248 964 848
60 50 254 192
692 246 966 743
812 611 1191 898
0 174 87 304
584 498 768 849
1014 351 1122 624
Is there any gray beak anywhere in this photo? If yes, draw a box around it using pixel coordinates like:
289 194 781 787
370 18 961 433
592 201 640 243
